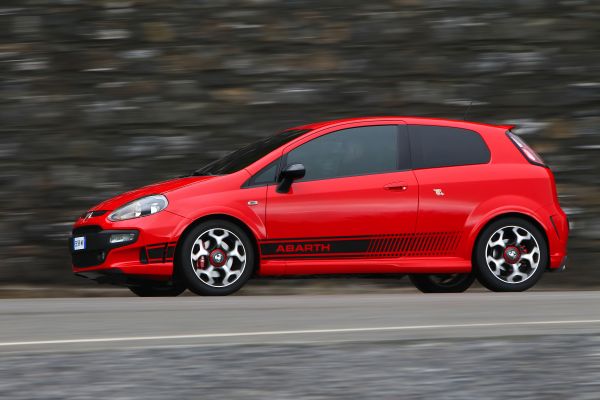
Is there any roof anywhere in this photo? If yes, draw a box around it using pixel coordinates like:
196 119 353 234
289 116 514 131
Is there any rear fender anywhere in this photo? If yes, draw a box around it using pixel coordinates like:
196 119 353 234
461 195 547 259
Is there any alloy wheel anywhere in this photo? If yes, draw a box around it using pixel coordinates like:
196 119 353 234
190 228 247 287
485 225 541 284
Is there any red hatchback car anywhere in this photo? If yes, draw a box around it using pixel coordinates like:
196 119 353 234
70 117 568 296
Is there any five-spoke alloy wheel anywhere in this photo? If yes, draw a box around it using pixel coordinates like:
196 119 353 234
178 219 255 296
474 217 548 292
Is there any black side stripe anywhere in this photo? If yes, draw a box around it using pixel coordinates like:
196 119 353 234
260 232 461 259
261 239 370 258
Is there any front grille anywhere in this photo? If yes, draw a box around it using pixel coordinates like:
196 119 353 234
72 225 102 236
71 226 108 268
90 210 107 217
79 210 108 219
72 250 107 268
70 227 139 268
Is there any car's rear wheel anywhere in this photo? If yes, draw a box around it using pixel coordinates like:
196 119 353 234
474 217 548 292
177 219 255 296
409 273 475 293
128 282 186 297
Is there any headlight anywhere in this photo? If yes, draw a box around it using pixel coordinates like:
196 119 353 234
108 195 168 222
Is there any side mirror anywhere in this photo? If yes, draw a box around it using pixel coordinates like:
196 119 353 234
276 163 306 193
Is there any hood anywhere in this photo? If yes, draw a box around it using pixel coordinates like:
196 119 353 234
93 176 215 211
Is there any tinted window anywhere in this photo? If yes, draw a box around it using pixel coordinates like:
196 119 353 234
246 159 279 187
194 129 309 176
409 125 490 169
285 125 403 181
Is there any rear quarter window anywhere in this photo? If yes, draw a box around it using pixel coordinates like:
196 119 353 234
408 125 490 169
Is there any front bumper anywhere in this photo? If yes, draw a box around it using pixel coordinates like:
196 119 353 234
74 268 173 286
69 210 189 282
69 228 139 268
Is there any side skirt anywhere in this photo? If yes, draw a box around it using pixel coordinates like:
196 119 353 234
258 257 471 276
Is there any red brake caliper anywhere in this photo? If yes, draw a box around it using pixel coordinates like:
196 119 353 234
520 245 528 255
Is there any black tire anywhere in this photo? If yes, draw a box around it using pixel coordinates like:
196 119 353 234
128 282 186 297
409 273 475 293
177 219 255 296
474 217 548 292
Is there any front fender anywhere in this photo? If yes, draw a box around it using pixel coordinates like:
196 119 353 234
168 189 268 241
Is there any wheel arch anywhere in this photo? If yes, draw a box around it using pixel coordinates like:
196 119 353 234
469 211 549 267
172 213 261 277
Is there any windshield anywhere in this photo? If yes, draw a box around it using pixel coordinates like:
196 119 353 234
193 129 310 176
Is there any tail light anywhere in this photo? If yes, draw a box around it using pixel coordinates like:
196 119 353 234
506 131 547 167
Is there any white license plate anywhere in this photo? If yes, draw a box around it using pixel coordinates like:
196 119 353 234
73 236 86 251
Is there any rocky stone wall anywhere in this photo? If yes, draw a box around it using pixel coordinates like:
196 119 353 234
0 0 598 285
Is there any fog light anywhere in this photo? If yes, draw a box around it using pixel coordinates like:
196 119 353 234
109 233 136 244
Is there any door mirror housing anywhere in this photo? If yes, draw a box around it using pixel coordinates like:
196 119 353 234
277 163 306 193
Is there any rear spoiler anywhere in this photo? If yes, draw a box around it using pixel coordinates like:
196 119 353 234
498 124 516 130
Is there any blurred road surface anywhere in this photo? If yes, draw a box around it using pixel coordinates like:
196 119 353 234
1 292 600 353
2 292 600 399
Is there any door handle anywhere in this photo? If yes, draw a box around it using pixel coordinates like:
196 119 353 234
384 183 408 191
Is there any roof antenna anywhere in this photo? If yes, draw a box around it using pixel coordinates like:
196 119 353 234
463 100 473 120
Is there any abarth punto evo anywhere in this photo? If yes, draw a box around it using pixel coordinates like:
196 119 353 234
70 117 568 296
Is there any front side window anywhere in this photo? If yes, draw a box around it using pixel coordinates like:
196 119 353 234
409 125 490 169
284 125 403 182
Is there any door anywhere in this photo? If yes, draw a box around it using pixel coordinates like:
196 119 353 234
408 124 493 258
262 124 418 263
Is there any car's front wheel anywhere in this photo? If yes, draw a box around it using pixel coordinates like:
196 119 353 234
177 220 255 296
409 273 475 293
474 217 548 292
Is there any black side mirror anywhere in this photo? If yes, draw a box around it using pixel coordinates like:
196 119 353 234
276 163 306 193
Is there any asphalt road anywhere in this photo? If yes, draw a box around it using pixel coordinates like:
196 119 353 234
2 292 600 399
1 291 600 353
